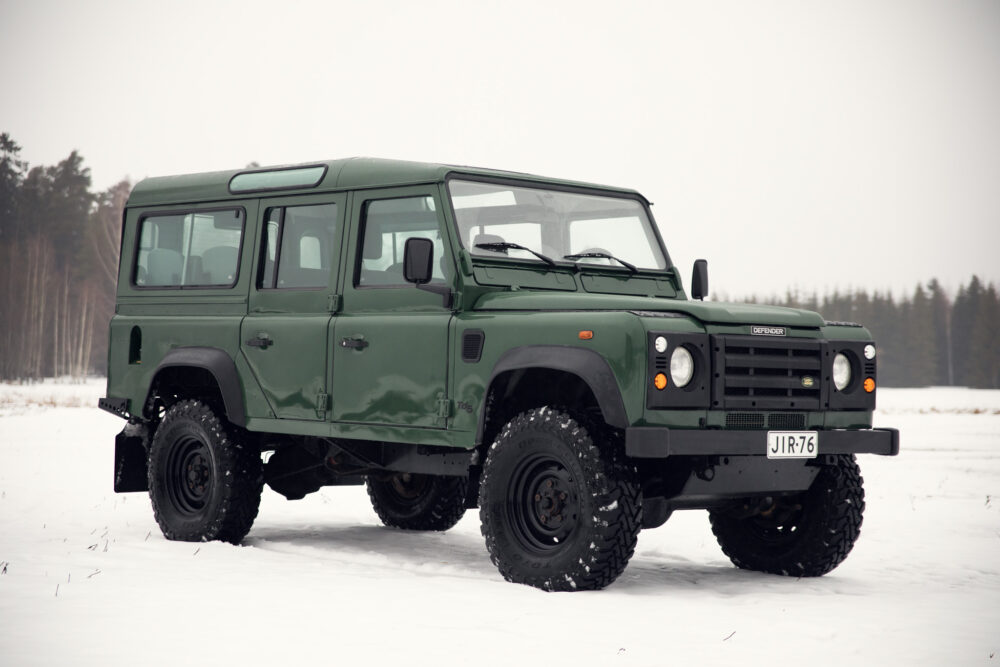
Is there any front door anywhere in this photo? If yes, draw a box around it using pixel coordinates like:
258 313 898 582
241 194 345 420
332 187 454 428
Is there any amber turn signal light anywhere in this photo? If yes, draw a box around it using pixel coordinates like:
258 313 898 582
654 373 668 390
864 377 875 393
578 330 594 340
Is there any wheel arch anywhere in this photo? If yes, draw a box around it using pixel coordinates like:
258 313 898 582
145 347 246 427
475 345 629 447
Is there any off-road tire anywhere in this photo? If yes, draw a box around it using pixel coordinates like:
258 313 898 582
366 473 468 531
148 399 263 544
479 406 642 592
709 454 865 577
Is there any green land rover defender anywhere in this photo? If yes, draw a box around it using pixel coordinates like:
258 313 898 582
100 158 898 591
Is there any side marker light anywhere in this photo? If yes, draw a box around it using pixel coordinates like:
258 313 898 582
579 330 594 340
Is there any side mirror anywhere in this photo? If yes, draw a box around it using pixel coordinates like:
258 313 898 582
403 236 454 308
691 259 708 301
403 237 434 285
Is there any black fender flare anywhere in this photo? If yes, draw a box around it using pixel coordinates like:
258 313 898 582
475 345 629 444
147 347 246 427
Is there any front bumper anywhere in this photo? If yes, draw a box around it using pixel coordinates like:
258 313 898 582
625 426 899 459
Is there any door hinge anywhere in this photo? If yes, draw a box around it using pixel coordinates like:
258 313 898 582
327 294 341 313
436 396 452 423
316 392 330 418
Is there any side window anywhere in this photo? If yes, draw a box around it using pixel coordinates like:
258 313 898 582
259 203 338 289
357 196 446 286
134 209 244 288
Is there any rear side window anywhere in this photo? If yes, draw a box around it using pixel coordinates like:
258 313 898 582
259 203 338 289
134 209 244 288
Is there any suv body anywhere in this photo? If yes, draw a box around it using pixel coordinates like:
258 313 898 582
101 158 897 591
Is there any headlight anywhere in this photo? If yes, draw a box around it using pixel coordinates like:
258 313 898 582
864 344 876 360
670 346 694 388
833 353 852 391
654 336 668 354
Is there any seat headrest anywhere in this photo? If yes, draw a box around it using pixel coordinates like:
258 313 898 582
363 221 382 260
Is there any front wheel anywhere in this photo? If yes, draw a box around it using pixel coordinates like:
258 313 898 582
479 407 642 591
148 399 263 544
709 454 865 577
366 473 468 531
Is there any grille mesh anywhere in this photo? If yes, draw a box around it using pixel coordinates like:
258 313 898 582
724 413 808 430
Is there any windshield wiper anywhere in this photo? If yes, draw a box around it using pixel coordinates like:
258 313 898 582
563 252 638 274
474 242 556 267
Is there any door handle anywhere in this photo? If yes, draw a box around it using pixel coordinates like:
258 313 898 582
246 334 273 349
340 336 369 350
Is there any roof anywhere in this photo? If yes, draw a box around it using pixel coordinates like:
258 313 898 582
126 157 647 207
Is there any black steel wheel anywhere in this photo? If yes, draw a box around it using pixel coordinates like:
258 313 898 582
366 473 468 531
709 454 865 577
479 407 642 592
148 399 263 544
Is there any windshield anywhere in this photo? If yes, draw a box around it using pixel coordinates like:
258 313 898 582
447 179 668 270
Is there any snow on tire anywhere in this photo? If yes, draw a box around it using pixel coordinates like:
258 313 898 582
366 473 468 531
479 406 642 592
709 454 865 577
148 399 263 544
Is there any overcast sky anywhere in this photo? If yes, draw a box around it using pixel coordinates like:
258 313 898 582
2 0 998 299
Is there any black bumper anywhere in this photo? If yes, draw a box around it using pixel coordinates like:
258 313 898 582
625 426 899 459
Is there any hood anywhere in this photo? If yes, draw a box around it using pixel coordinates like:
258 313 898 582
472 292 825 328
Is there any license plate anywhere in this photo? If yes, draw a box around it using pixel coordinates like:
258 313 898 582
766 431 818 459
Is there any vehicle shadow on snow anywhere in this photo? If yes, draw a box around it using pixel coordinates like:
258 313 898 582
244 524 867 594
616 555 869 596
244 524 499 577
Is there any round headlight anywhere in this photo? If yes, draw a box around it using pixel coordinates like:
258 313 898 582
864 344 876 360
654 336 668 354
670 346 694 388
833 353 852 391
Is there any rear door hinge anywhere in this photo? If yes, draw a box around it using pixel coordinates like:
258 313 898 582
316 391 330 419
327 294 341 313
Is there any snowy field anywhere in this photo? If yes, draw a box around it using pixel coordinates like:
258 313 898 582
1 381 997 666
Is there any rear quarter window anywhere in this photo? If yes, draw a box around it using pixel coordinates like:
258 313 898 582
134 209 245 288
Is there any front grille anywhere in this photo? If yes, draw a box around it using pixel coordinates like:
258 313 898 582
713 335 823 411
724 413 808 430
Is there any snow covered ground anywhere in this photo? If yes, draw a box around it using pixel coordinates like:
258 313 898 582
1 381 997 666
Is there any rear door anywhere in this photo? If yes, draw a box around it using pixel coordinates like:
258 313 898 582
241 194 346 420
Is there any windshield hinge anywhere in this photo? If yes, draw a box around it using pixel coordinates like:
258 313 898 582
327 294 341 313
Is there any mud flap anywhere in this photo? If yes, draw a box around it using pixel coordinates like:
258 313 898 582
114 428 149 492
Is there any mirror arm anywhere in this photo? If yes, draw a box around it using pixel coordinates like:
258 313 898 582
416 282 454 308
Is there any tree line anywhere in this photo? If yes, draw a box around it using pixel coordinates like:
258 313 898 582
0 133 127 381
0 132 997 387
745 277 1000 388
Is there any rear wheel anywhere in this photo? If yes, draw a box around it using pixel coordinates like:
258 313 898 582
479 407 642 591
366 473 468 531
148 399 263 544
709 454 865 576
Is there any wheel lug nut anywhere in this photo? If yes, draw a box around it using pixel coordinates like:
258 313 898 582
560 493 566 500
534 494 541 501
546 480 553 488
540 515 547 523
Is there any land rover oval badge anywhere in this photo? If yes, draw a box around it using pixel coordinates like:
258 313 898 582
801 376 815 388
